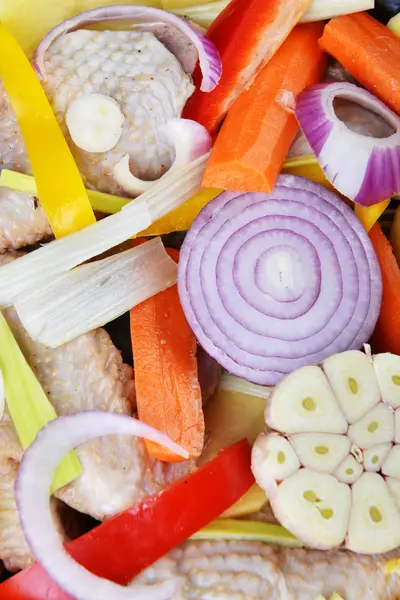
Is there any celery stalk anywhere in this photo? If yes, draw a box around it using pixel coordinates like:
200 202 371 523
0 169 130 214
170 0 374 28
0 312 82 492
192 519 303 547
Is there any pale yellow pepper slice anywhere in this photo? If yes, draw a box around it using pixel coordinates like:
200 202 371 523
0 23 96 238
355 199 391 233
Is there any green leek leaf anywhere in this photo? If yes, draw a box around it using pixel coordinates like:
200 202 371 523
0 312 82 492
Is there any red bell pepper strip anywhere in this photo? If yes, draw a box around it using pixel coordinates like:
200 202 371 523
183 0 313 134
0 440 254 600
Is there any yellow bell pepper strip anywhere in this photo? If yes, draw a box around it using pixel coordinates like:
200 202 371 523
0 312 82 492
0 169 130 214
282 155 333 190
139 187 221 236
355 199 391 233
0 23 95 238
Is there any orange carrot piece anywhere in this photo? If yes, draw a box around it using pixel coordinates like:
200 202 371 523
319 12 400 116
130 244 204 462
369 223 400 355
203 23 326 193
183 0 313 134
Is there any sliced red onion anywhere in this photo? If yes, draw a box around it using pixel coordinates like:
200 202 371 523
178 175 382 386
295 82 400 206
15 411 188 600
32 5 222 93
114 118 212 195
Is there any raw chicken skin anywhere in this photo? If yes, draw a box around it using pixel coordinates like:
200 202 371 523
131 540 400 600
42 29 195 194
0 254 194 570
0 28 194 251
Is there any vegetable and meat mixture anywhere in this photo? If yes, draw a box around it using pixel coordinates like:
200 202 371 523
2 0 400 599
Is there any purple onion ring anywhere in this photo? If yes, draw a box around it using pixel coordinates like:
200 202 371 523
178 175 382 385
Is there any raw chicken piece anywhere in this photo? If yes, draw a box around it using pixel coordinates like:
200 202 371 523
131 539 400 600
0 452 68 572
0 189 52 252
0 253 194 570
0 28 194 251
42 29 195 194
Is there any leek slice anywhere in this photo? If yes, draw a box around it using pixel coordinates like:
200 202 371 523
0 153 208 307
169 0 374 28
15 238 178 348
0 312 82 492
192 519 303 547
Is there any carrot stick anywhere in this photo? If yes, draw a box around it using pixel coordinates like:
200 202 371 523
202 23 326 193
369 223 400 355
183 0 313 134
319 12 400 116
130 243 204 462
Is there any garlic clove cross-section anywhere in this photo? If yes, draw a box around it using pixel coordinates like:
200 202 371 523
347 472 400 554
269 468 351 550
266 366 347 435
252 349 400 554
323 351 380 423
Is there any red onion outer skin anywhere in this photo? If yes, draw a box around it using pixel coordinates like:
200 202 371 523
178 175 382 385
32 5 222 93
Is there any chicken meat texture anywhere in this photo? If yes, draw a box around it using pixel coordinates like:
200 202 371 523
0 27 195 251
130 539 400 600
0 253 194 571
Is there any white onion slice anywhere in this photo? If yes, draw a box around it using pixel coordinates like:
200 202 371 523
0 369 4 422
178 175 382 385
15 411 187 600
32 5 222 93
14 238 177 347
114 118 212 195
0 153 208 307
295 82 400 206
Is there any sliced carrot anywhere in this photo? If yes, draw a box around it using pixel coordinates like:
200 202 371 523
203 23 326 193
319 12 400 116
130 242 204 462
183 0 313 134
369 223 400 355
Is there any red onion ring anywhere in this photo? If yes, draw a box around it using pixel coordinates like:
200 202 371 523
32 5 222 93
15 411 188 600
178 175 382 385
295 82 400 206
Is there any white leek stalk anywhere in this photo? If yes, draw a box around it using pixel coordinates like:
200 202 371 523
15 238 177 348
301 0 375 23
0 153 208 307
171 0 375 28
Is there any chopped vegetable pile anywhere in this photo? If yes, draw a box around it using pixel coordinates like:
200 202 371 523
2 0 400 598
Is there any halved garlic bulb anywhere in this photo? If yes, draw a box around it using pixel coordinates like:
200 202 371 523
252 350 400 554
